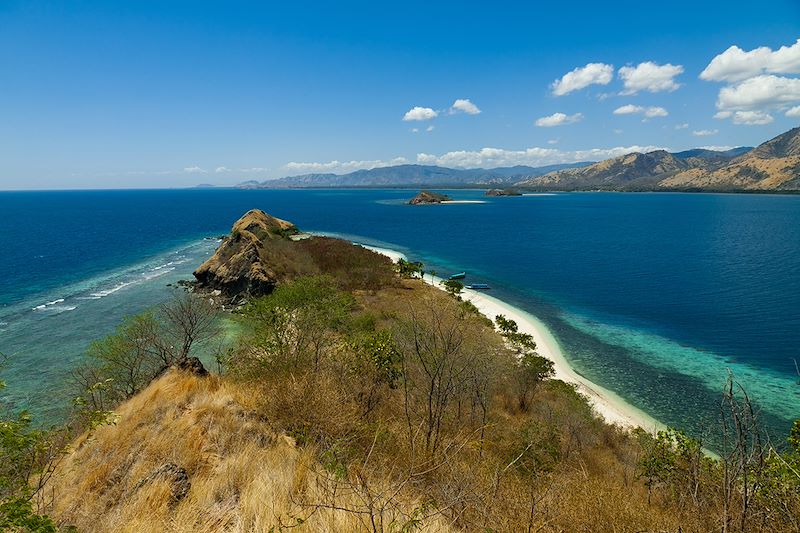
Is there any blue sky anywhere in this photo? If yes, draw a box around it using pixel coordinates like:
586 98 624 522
1 0 799 189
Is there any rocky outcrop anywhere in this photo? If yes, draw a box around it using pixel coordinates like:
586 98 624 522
409 191 451 204
193 209 299 298
176 356 209 376
133 463 191 505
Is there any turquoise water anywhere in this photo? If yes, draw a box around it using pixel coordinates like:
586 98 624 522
0 189 798 444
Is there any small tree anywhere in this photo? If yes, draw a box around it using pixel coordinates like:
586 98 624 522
237 276 355 373
0 357 71 532
441 279 464 299
494 315 553 410
396 259 424 279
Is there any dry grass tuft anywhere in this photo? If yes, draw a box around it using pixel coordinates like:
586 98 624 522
49 370 455 532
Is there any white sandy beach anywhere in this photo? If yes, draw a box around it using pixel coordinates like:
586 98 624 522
358 242 663 432
440 200 487 204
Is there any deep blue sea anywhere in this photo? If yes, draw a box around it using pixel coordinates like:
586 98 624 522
1 189 799 444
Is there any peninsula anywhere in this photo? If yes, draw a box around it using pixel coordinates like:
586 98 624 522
5 210 799 533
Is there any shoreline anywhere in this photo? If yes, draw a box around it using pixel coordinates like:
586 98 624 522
359 242 663 432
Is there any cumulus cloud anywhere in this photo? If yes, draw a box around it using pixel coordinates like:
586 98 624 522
449 98 481 115
731 110 774 125
786 106 800 117
613 104 643 115
613 104 669 117
715 110 773 125
692 129 718 136
183 166 207 173
215 166 232 173
675 123 689 129
284 157 409 174
700 39 800 82
618 62 684 94
402 106 438 121
426 125 435 132
551 63 614 96
534 112 584 127
716 74 800 112
415 144 666 168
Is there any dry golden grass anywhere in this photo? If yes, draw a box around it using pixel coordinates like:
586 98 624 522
45 277 798 532
49 371 456 533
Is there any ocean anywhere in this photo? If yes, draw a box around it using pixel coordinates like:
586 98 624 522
1 188 798 444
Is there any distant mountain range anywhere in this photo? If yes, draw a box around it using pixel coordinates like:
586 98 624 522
516 128 800 192
238 163 591 189
235 127 800 192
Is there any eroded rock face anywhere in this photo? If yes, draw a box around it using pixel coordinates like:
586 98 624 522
193 209 298 298
176 357 208 376
134 463 191 504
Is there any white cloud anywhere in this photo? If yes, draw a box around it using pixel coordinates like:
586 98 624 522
613 104 668 117
411 127 419 133
551 63 614 96
700 39 800 82
618 62 684 94
715 110 773 125
535 112 583 127
183 166 207 173
215 166 232 173
675 123 689 129
415 144 666 168
716 74 800 112
426 125 435 132
698 145 735 152
612 128 623 134
645 107 668 117
449 98 481 115
692 129 718 136
547 139 559 145
402 106 438 121
284 157 409 174
786 106 800 117
613 104 644 114
731 110 774 125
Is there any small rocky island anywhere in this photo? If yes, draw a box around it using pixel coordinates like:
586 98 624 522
485 188 522 197
408 191 452 204
192 208 394 304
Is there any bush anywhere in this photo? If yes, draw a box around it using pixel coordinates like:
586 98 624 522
235 276 356 374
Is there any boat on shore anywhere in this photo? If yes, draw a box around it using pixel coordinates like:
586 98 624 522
448 272 466 280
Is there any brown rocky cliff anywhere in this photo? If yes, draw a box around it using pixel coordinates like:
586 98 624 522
193 209 298 297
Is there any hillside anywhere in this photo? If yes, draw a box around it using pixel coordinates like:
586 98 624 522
5 210 799 532
660 127 800 191
516 150 694 190
238 163 591 189
517 128 800 192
